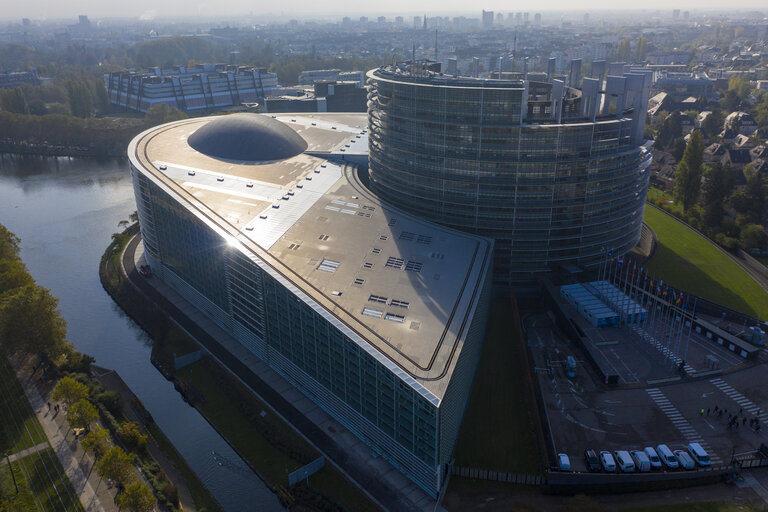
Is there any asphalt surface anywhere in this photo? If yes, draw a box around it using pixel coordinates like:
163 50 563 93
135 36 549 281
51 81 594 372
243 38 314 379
122 235 409 512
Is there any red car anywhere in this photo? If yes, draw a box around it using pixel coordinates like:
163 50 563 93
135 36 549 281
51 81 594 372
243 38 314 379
138 265 152 277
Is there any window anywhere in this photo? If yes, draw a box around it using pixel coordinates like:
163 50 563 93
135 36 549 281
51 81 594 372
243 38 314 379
368 294 388 304
399 231 416 241
288 243 301 250
371 248 382 254
363 262 374 269
385 257 404 269
390 299 410 309
357 212 371 218
405 260 423 273
385 313 405 323
417 235 433 245
362 307 383 318
362 205 376 211
379 235 389 241
388 218 397 226
353 278 365 286
317 259 340 273
318 234 329 241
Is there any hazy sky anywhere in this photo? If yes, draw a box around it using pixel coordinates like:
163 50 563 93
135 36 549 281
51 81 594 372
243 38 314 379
4 0 767 22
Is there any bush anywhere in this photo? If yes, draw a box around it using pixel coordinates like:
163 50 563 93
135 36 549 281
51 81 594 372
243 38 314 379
94 390 123 416
118 421 148 452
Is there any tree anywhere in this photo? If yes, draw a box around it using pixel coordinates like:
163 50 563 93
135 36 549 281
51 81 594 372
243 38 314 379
656 111 682 150
51 376 89 407
730 173 766 224
67 399 99 430
635 37 648 61
0 87 29 115
115 481 156 512
67 81 93 118
0 224 21 262
700 110 723 138
0 259 33 295
673 130 705 211
95 446 135 485
0 284 69 358
700 163 734 228
144 103 187 128
82 427 112 459
740 224 767 251
118 422 148 452
616 38 632 62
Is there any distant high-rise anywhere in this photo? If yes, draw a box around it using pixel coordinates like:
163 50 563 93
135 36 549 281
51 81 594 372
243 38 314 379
534 13 541 26
482 10 494 29
673 9 680 19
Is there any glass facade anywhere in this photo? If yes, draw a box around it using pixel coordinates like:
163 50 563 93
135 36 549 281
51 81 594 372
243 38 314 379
129 160 492 497
367 69 651 285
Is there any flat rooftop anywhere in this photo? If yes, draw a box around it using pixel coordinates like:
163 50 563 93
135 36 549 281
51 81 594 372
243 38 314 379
130 113 493 402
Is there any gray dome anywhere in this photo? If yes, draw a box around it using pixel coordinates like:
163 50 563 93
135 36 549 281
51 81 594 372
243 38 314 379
188 113 308 162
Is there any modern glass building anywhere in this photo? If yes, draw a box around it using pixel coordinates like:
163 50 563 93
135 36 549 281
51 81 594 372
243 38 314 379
128 113 493 497
367 65 653 285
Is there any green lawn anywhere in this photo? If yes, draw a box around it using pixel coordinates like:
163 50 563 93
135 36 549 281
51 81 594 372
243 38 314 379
0 354 83 512
452 299 542 473
0 355 46 454
644 206 768 320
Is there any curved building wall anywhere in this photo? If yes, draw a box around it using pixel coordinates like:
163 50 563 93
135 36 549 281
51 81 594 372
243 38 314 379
367 70 651 285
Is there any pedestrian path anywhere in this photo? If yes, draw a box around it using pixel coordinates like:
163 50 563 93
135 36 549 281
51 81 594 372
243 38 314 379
710 378 766 428
18 370 113 512
630 325 695 374
1 442 49 464
646 387 723 464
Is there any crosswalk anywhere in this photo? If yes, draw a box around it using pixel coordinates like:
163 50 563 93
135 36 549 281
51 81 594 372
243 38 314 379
646 387 723 465
710 378 766 428
630 325 694 374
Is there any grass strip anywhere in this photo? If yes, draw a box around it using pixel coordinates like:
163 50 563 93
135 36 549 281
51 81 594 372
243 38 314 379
452 299 541 473
644 206 768 319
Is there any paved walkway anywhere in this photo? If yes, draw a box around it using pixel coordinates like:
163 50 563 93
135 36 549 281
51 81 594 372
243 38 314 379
2 442 49 464
14 363 115 512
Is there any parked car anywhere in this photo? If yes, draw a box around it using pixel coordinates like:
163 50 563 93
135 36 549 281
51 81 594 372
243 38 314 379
614 450 635 472
644 446 663 470
557 453 571 471
599 451 616 472
687 443 711 467
630 450 651 472
675 450 696 470
656 444 679 469
138 265 152 278
584 449 601 472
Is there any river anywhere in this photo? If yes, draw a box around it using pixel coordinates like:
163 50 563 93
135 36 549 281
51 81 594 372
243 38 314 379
0 153 283 512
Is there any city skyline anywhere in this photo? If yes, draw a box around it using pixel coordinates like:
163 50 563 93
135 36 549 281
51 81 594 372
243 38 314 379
2 4 767 23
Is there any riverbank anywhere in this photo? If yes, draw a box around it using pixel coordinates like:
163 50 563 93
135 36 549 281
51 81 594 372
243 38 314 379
98 224 223 512
100 226 378 511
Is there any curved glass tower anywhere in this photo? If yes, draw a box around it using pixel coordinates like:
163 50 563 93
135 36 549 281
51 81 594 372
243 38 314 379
367 66 652 285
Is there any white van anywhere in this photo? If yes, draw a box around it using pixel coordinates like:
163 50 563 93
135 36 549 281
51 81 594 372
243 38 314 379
656 444 679 469
644 446 663 470
614 451 635 472
630 450 651 472
687 443 711 467
675 450 696 470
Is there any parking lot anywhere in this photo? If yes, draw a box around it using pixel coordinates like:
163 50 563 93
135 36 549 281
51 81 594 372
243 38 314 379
524 311 768 475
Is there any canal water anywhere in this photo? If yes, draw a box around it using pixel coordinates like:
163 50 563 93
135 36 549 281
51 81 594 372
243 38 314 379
0 154 283 512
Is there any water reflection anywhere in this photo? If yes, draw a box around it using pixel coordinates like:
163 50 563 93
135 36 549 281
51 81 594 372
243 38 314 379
0 155 282 512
